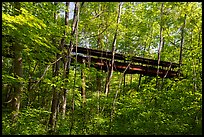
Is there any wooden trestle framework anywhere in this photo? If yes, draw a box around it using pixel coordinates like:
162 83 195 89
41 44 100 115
69 46 181 78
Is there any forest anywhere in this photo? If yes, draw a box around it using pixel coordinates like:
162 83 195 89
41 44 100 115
2 2 202 135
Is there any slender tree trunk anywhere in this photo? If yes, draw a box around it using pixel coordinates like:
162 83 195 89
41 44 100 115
123 60 126 89
48 86 59 133
110 63 130 134
80 58 87 133
161 38 166 89
179 13 186 77
96 26 102 93
48 2 60 133
3 84 12 108
192 28 200 93
70 2 80 135
81 59 86 105
138 74 142 91
192 60 197 93
96 26 102 134
138 41 146 91
123 73 126 89
156 3 164 89
65 3 79 108
96 72 102 93
105 2 123 96
81 66 87 134
11 2 23 122
60 2 70 119
96 20 103 127
107 2 123 134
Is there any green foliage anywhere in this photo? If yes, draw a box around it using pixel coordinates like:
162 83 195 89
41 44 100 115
2 2 202 135
2 107 51 135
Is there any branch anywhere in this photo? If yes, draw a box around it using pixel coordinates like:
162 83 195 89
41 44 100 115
81 2 85 8
3 98 13 104
163 62 172 79
110 62 131 113
30 56 62 90
90 10 106 21
101 62 131 113
83 24 111 39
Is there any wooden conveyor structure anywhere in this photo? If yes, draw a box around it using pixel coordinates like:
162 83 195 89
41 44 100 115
69 46 181 78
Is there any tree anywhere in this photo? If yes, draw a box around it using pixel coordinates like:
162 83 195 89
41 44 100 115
2 2 202 135
48 2 61 133
69 2 80 135
156 3 164 89
60 1 70 119
105 2 123 96
11 2 23 122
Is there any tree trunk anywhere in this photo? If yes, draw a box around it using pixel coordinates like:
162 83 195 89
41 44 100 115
138 41 146 91
123 73 126 89
48 87 59 133
192 28 200 94
108 2 123 133
60 2 70 119
96 24 102 133
70 2 80 135
96 20 103 121
66 2 79 78
138 74 142 91
81 60 87 134
81 59 86 105
48 2 60 133
156 3 164 89
105 2 122 96
123 60 126 90
96 72 102 93
192 60 197 93
96 26 102 93
179 13 186 77
11 2 23 122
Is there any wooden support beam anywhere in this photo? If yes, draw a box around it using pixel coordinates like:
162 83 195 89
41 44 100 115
71 54 179 78
69 46 180 68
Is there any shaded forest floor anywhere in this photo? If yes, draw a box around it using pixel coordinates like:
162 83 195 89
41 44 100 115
2 74 202 135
